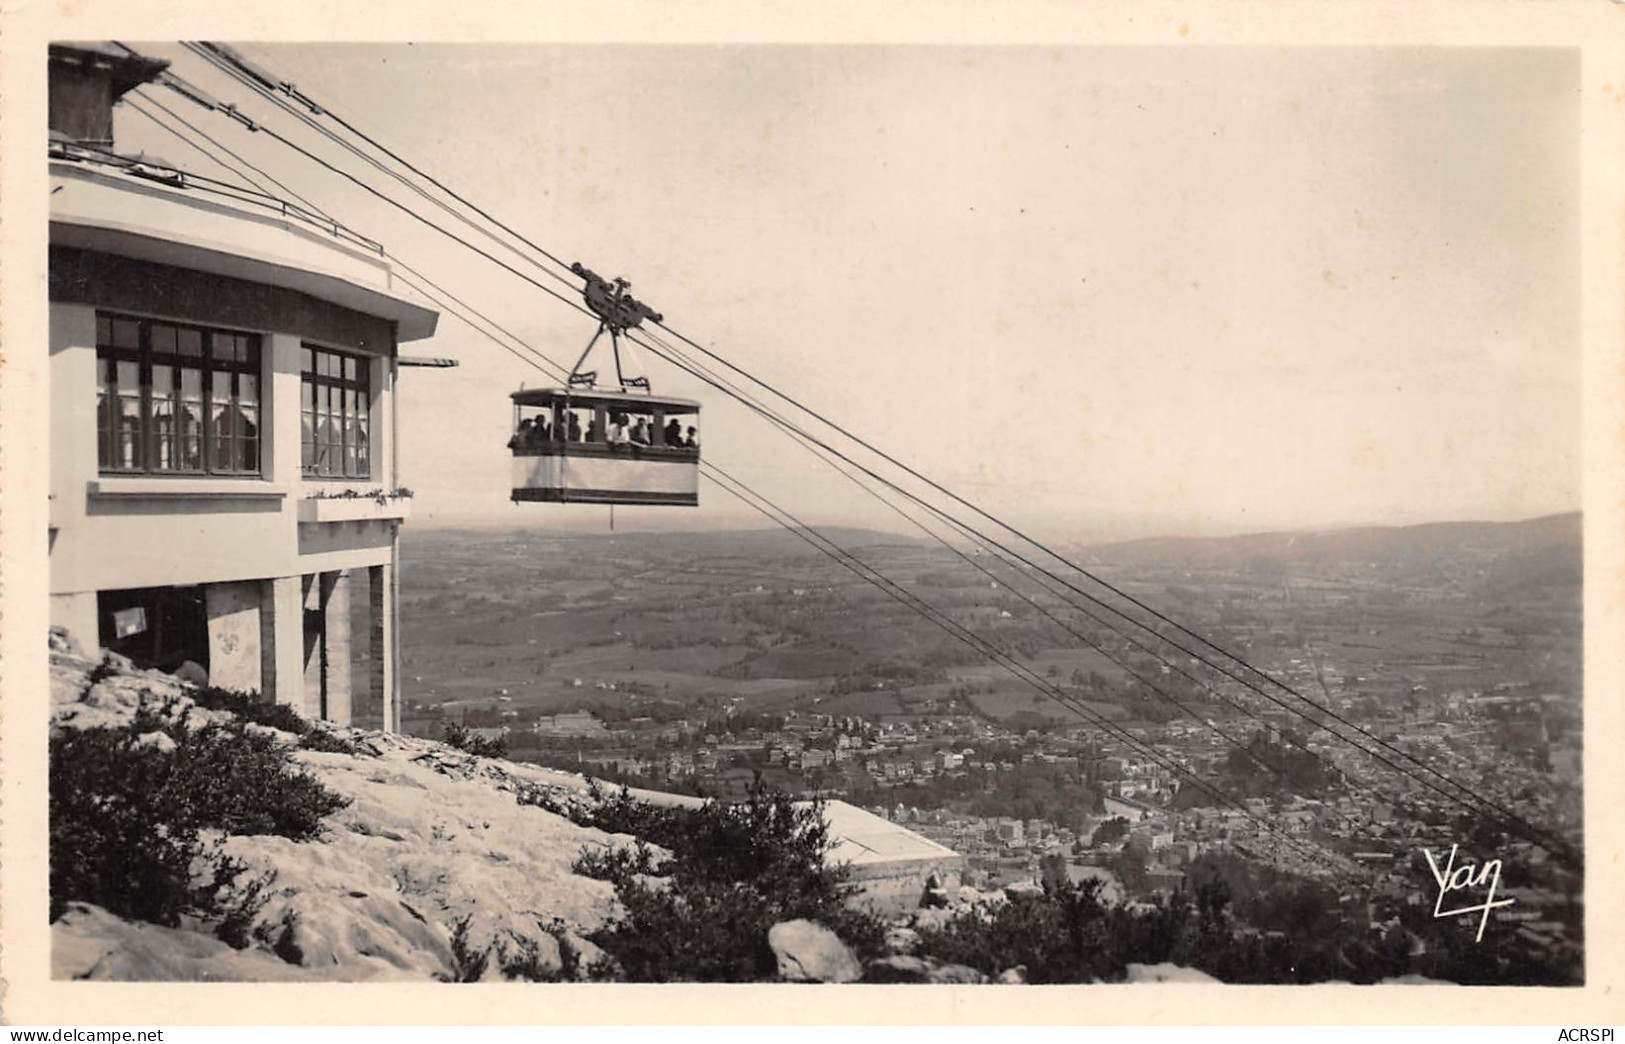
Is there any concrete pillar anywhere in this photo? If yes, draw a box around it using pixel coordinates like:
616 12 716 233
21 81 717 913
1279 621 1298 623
205 581 263 693
303 573 325 719
325 570 352 726
369 563 395 734
49 591 101 659
261 576 305 710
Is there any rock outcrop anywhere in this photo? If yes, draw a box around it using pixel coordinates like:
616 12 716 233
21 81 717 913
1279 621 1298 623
53 903 327 982
767 919 864 983
48 644 636 982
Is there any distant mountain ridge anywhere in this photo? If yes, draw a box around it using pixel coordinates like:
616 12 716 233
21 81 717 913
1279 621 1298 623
1076 513 1582 601
411 513 1582 576
1085 512 1579 564
408 524 926 557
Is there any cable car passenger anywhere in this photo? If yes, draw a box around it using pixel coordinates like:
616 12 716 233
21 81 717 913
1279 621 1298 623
663 417 682 447
685 425 699 450
566 411 582 442
630 417 651 446
507 417 533 451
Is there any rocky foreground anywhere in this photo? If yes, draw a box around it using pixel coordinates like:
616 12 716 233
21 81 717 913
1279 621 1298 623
49 641 1219 984
50 642 638 981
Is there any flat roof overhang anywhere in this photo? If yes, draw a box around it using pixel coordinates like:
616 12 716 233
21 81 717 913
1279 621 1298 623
50 162 439 341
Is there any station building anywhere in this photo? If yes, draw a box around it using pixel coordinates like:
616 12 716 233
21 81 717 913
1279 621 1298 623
46 43 442 729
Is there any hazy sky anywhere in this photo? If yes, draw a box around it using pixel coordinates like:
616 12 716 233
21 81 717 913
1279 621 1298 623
115 43 1581 540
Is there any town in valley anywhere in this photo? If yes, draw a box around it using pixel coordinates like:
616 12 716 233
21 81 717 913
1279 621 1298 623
379 513 1582 982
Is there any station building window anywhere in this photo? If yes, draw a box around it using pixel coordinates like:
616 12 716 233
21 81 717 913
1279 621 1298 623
95 313 261 475
301 344 371 479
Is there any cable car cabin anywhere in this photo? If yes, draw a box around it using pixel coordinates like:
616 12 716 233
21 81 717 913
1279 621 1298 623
509 388 700 507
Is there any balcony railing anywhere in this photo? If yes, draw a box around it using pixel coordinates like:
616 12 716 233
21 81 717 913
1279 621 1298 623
49 139 384 257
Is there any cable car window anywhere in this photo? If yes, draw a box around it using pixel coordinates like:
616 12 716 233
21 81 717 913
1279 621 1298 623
508 404 554 452
562 406 585 442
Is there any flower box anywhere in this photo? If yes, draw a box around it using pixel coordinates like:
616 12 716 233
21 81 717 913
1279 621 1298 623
298 495 413 523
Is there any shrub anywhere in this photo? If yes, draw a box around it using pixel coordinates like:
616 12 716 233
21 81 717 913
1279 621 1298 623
215 869 279 950
442 721 508 758
169 719 351 838
445 915 490 983
498 921 579 983
263 908 304 965
49 696 351 928
442 915 581 983
558 778 885 982
910 866 1569 985
188 686 367 756
299 728 364 756
912 874 1185 982
50 721 223 926
190 686 314 736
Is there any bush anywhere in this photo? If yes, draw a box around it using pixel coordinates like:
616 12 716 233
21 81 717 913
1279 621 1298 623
551 779 884 981
498 922 579 983
49 696 351 929
190 686 312 737
214 869 279 950
188 686 365 756
908 864 1577 985
299 728 364 756
442 914 579 983
442 721 508 758
445 915 491 983
911 874 1185 982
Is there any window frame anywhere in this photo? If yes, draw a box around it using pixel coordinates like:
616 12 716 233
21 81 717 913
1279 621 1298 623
95 311 264 478
301 343 374 480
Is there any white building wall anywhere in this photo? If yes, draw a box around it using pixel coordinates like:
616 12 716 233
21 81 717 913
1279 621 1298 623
50 591 100 659
48 162 434 728
49 303 102 646
49 303 99 520
48 301 400 597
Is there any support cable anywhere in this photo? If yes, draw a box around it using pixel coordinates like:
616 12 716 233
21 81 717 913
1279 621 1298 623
124 85 335 221
156 42 1575 867
628 327 1579 863
700 461 1331 868
183 42 584 297
632 329 1416 839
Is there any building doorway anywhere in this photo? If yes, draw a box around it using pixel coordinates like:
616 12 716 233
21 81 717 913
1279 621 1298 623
98 585 209 676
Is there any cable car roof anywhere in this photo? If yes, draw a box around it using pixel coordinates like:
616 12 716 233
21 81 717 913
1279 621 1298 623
511 386 700 411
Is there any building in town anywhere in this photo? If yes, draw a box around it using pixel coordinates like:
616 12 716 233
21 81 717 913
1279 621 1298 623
46 43 443 729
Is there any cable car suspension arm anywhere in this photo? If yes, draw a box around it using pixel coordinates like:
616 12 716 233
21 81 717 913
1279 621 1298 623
568 263 663 391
